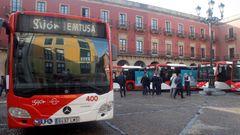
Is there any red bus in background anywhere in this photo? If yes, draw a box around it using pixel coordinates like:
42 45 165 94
1 12 113 128
231 60 240 91
197 61 232 90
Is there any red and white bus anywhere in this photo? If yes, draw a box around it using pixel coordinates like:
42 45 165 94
1 12 113 128
197 61 232 90
231 60 240 91
147 63 198 90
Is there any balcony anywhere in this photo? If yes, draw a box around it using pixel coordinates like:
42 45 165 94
176 31 186 38
134 23 146 32
198 34 208 41
224 54 240 61
188 34 197 40
150 27 161 34
117 21 130 30
163 28 174 36
225 33 237 42
99 18 113 27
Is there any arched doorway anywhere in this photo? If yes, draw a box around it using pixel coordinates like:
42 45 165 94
134 61 145 67
117 60 129 66
151 61 159 65
190 63 196 66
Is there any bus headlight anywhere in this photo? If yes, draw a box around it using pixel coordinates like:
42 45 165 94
9 107 31 118
98 102 113 113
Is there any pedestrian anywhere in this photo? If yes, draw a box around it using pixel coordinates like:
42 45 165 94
184 73 191 96
1 76 6 96
156 74 163 95
141 73 150 95
170 73 177 98
0 77 3 97
173 73 184 99
152 73 158 95
117 71 126 97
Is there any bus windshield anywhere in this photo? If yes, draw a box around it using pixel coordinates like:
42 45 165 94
13 33 110 97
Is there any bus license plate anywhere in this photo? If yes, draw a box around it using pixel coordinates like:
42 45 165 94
55 116 80 125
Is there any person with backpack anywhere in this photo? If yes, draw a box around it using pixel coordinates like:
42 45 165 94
117 71 126 97
173 73 184 99
141 73 150 96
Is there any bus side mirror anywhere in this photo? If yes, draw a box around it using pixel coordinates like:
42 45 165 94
111 44 117 61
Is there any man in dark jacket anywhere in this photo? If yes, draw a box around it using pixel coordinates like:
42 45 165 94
117 72 126 97
173 73 184 99
141 73 150 95
156 74 163 95
152 74 158 95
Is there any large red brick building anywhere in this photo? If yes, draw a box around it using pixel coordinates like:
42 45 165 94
0 0 239 75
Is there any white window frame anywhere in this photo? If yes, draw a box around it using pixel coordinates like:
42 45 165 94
81 7 90 18
59 4 70 14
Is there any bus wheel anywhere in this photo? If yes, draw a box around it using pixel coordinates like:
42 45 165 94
126 83 134 91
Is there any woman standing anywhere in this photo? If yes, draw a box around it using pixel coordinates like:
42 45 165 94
170 73 177 98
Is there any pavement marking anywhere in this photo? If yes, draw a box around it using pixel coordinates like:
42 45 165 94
178 106 204 135
0 101 6 104
105 121 128 135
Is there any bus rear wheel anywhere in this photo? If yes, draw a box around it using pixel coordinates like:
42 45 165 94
126 83 134 91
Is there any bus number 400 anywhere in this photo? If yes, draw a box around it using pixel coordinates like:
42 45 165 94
86 96 98 102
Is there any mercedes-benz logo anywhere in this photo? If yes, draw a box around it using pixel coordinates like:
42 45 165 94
63 106 71 115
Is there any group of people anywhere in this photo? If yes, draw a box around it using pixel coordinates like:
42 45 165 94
141 73 162 96
170 72 191 99
116 71 191 98
0 76 7 97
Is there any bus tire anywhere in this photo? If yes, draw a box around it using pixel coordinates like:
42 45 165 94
126 83 134 91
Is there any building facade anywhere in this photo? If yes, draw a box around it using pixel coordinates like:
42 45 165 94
0 0 239 76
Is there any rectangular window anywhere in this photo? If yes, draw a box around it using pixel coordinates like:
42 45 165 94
178 24 184 34
152 42 158 54
56 38 64 45
44 48 52 60
119 39 127 52
190 26 195 36
136 40 143 53
44 38 53 45
191 47 195 57
151 19 158 30
165 21 171 32
136 16 143 28
101 10 109 22
12 0 21 12
230 48 235 59
80 63 91 73
56 49 64 61
119 13 126 26
60 4 69 14
201 48 206 58
229 28 234 38
57 63 65 73
200 28 205 38
80 49 90 62
179 45 183 56
45 62 53 73
82 7 90 17
36 1 46 12
166 44 171 55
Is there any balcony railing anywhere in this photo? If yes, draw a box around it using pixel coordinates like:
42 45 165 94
188 33 197 40
198 34 208 41
176 31 186 38
98 18 113 27
134 23 146 32
225 33 237 42
163 28 174 36
117 20 130 30
224 54 240 61
150 27 161 34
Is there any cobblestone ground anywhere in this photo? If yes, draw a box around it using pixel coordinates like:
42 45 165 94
1 91 240 135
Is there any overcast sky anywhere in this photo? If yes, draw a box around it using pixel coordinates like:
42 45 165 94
128 0 240 18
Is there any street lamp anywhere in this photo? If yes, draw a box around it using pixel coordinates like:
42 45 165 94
196 0 224 91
